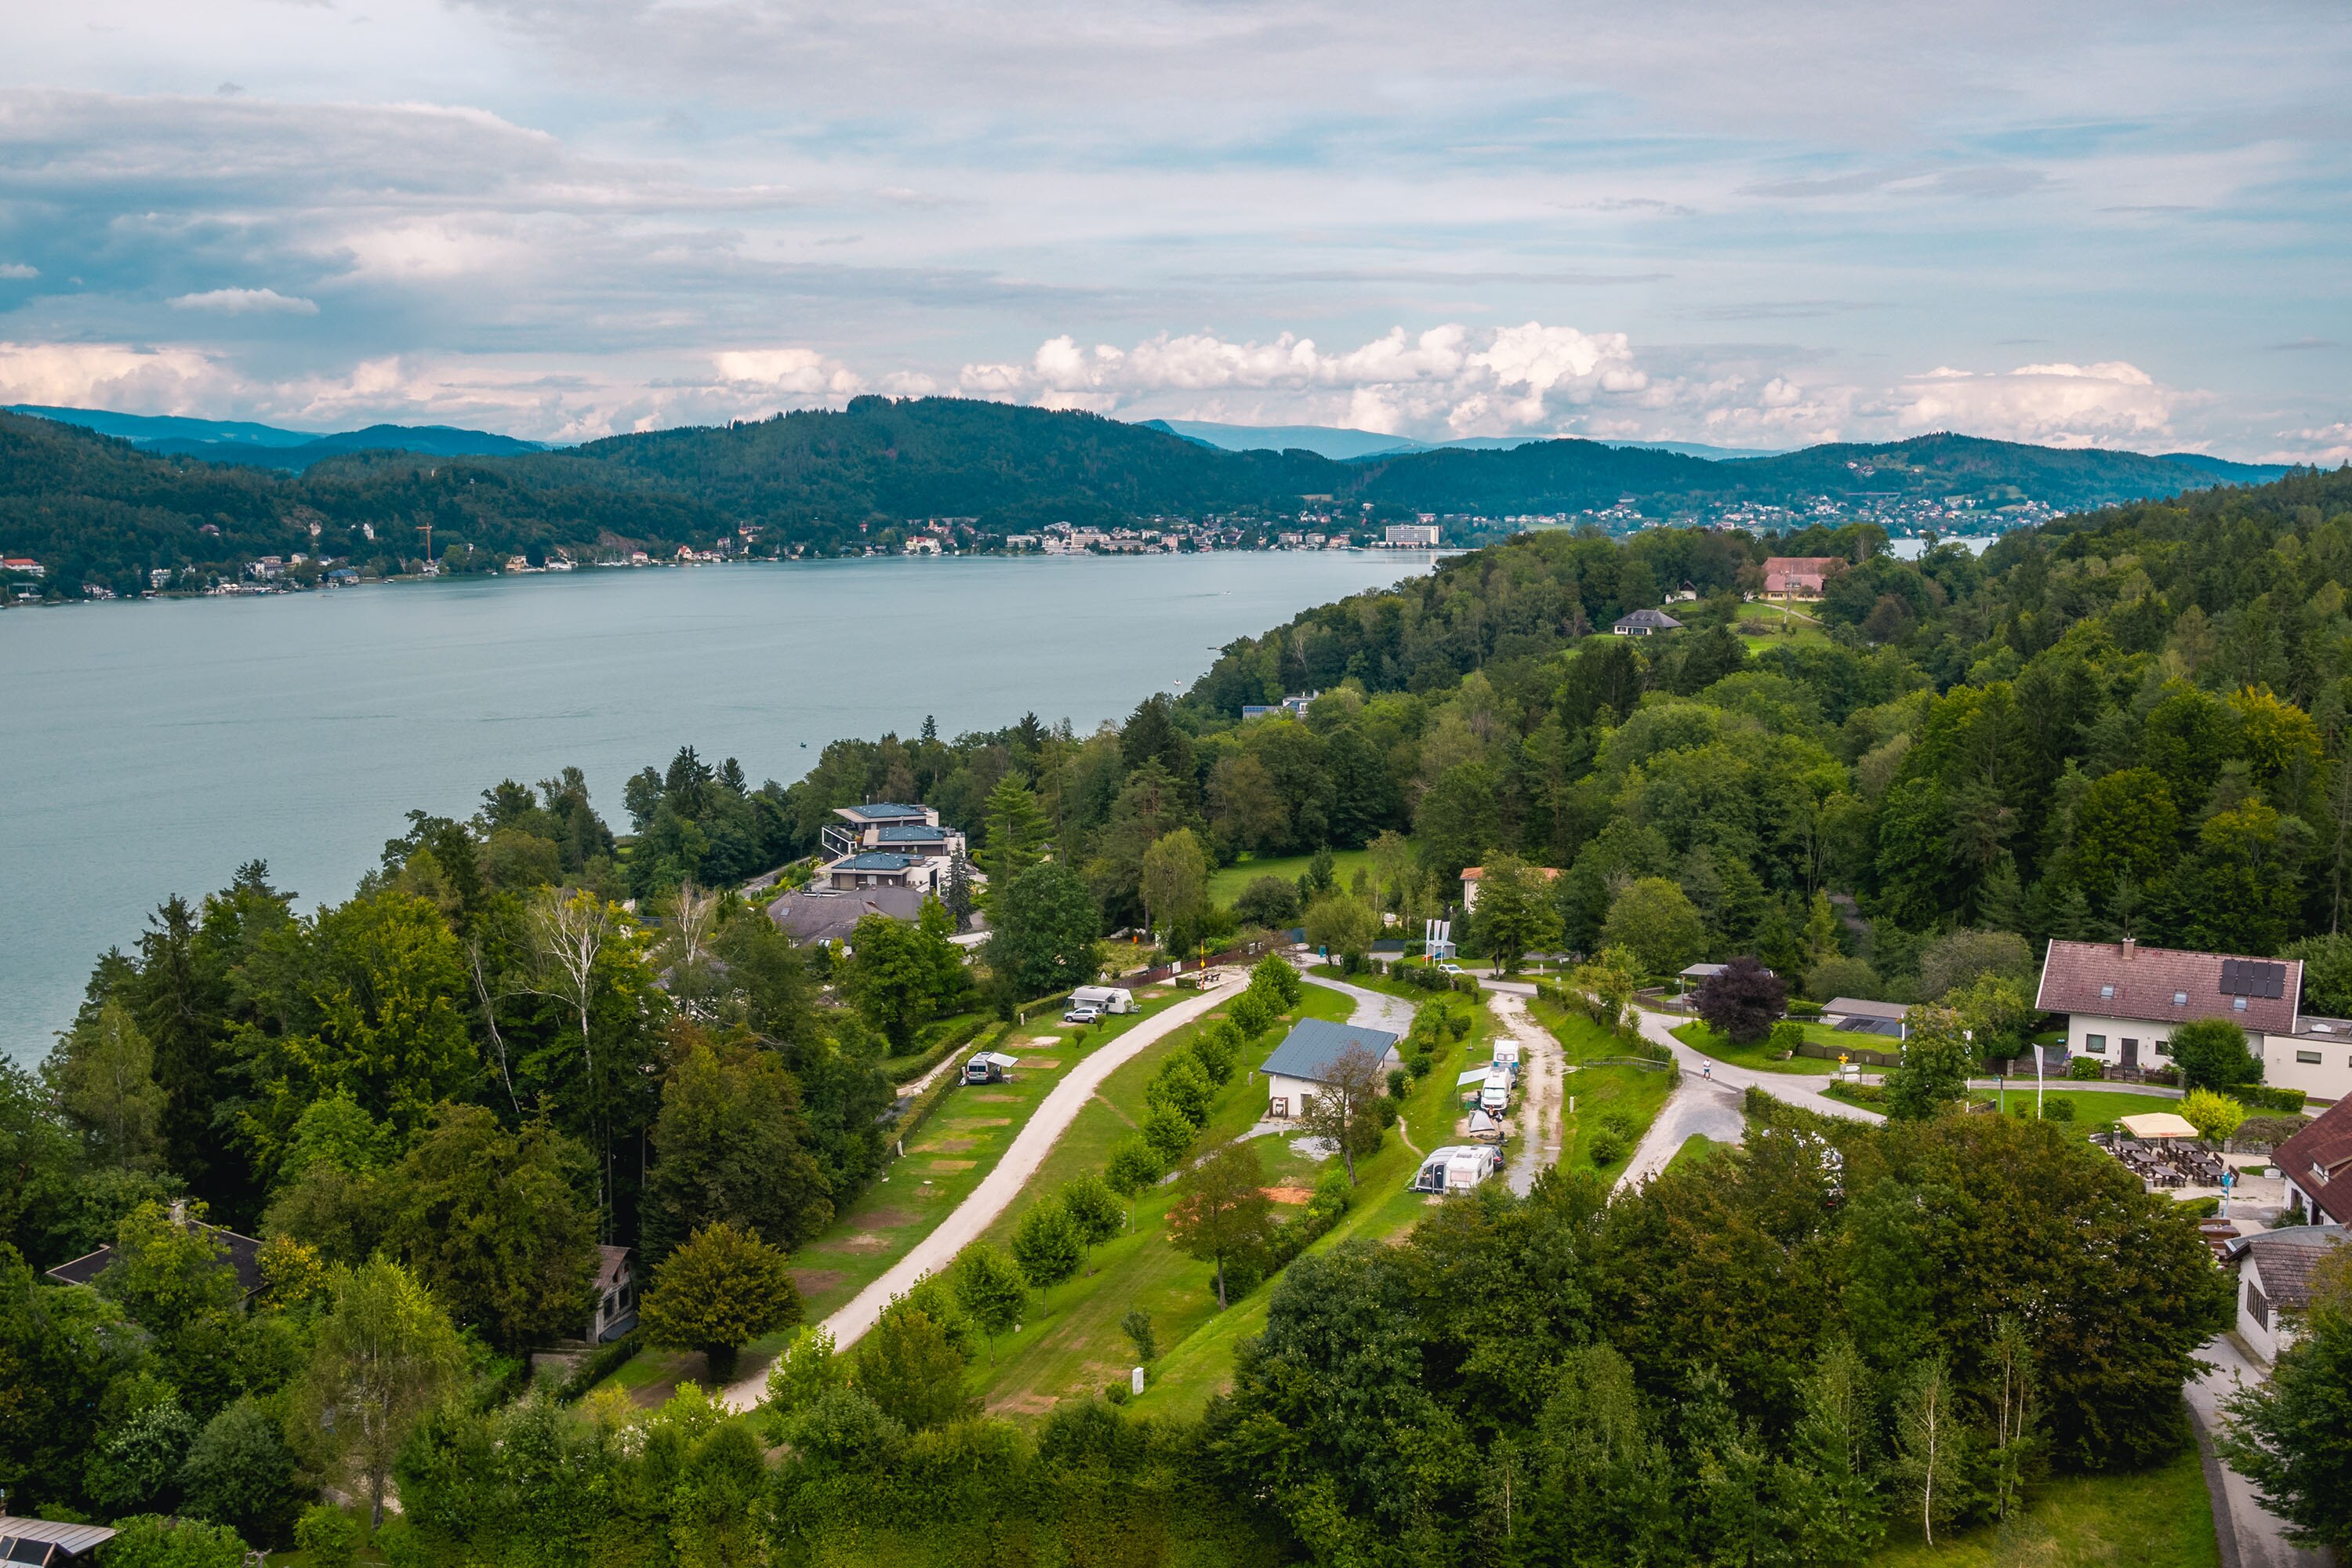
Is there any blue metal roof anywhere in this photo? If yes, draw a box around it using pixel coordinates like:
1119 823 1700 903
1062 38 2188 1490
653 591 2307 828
844 802 927 819
875 824 948 841
1258 1017 1403 1084
834 851 918 870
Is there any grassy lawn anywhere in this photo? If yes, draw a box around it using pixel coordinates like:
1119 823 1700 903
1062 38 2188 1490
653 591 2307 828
1207 847 1382 906
1666 1134 1734 1174
1564 1059 1677 1182
1967 1086 2180 1138
590 987 1197 1402
1871 1446 2216 1568
964 981 1361 1417
1671 1019 1844 1076
1735 601 1835 650
1129 982 1494 1422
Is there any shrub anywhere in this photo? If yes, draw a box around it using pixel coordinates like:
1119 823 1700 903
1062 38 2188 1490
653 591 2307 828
1191 1022 1244 1084
1120 1308 1157 1363
1601 1109 1637 1139
2243 1084 2308 1114
2234 1116 2306 1148
1140 1103 1197 1166
108 1515 251 1568
2068 1056 2106 1080
2180 1089 2249 1142
1104 1381 1132 1405
1387 1067 1410 1101
1691 956 1788 1045
294 1506 365 1568
1588 1129 1629 1167
180 1396 303 1547
2039 1095 2077 1123
1768 1019 1806 1054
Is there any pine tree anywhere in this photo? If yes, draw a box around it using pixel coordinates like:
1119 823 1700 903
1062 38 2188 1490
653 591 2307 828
979 772 1051 891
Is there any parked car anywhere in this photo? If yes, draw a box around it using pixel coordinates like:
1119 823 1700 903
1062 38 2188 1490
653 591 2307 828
1062 1004 1102 1025
1438 961 1464 976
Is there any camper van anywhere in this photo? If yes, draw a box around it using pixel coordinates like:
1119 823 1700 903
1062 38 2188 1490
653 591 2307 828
963 1051 1019 1086
1410 1145 1501 1194
1069 985 1135 1015
1479 1069 1512 1115
1491 1042 1521 1079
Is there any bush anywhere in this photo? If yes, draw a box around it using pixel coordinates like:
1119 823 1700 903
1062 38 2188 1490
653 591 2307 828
2040 1095 2077 1123
1190 1022 1244 1085
2180 1088 2249 1142
1387 1067 1410 1100
179 1396 303 1547
1691 956 1787 1045
2234 1116 2306 1148
106 1515 252 1568
1588 1129 1629 1167
1140 1103 1197 1166
1768 1019 1806 1054
1235 875 1302 928
2170 1018 2262 1092
2243 1084 2308 1114
293 1506 364 1568
2068 1056 2106 1080
1600 1109 1637 1140
1104 1381 1132 1406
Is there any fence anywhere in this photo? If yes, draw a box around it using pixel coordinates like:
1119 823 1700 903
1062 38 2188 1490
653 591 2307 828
1795 1040 1903 1069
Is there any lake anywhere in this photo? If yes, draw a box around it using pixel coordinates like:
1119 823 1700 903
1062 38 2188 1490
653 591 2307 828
1 550 1437 1062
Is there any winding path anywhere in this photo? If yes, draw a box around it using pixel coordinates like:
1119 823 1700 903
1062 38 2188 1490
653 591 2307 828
720 972 1241 1410
1613 1004 1882 1191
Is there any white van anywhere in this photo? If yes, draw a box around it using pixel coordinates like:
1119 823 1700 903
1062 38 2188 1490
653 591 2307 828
1479 1069 1512 1115
1491 1042 1521 1079
1070 985 1135 1015
1410 1145 1501 1194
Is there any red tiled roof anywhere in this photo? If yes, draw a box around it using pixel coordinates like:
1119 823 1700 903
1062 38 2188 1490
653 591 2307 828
1461 866 1561 881
2034 938 2301 1036
2277 1097 2352 1226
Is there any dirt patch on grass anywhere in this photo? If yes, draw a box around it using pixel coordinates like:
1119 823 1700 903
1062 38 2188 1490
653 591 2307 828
967 1092 1017 1102
852 1206 916 1228
946 1116 1014 1128
828 1232 891 1251
990 1392 1062 1418
1264 1185 1316 1205
913 1136 977 1152
927 1159 976 1172
1022 1059 1062 1070
792 1268 845 1294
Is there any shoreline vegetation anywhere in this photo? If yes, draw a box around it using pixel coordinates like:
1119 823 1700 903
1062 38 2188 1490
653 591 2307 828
4 461 2350 1564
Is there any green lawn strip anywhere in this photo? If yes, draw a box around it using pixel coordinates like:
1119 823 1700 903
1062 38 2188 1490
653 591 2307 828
1563 1062 1675 1183
1134 984 1494 1421
1207 847 1382 906
965 983 1359 1414
588 990 1196 1400
1734 603 1835 652
1671 1019 1842 1076
1664 1134 1733 1174
1966 1086 2181 1138
1870 1446 2216 1568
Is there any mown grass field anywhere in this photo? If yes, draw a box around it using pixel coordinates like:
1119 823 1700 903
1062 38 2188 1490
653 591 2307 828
1665 1133 1733 1174
592 986 1200 1402
1965 1086 2187 1138
1871 1447 2216 1568
1206 847 1381 906
1671 1018 1845 1076
1735 601 1835 651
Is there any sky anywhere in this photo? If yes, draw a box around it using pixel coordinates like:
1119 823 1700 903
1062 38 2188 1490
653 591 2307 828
2 0 2347 459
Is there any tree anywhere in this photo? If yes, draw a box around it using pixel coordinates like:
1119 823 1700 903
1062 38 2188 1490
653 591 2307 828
1600 877 1707 976
949 1244 1028 1359
1011 1198 1084 1291
1918 927 2033 1000
1167 1141 1276 1308
1891 1355 1965 1548
1785 1340 1884 1564
639 1220 801 1381
1235 874 1303 928
1104 1133 1165 1197
1882 1005 1973 1120
1416 761 1502 880
1121 1308 1158 1363
644 1037 833 1262
852 1306 978 1432
100 1515 249 1568
1573 944 1643 1032
1690 956 1787 1046
985 861 1103 1000
1304 891 1381 959
1249 950 1305 1009
1297 1044 1388 1185
1209 754 1288 855
1806 955 1880 1001
98 1200 241 1338
1059 1174 1125 1250
979 772 1051 890
1469 855 1563 974
2222 1255 2352 1552
1141 827 1210 946
180 1396 303 1547
1145 1050 1214 1128
42 998 165 1171
1140 1103 1197 1165
293 1258 466 1527
839 913 936 1051
2171 1018 2263 1092
2180 1087 2249 1142
383 1105 600 1353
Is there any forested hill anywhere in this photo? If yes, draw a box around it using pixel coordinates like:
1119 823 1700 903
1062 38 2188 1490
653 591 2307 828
0 396 2303 595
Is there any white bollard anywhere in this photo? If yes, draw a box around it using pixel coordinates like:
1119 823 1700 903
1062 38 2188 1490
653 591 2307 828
1132 1366 1146 1396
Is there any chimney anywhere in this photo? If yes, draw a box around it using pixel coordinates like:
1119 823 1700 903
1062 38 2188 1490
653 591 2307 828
2122 937 2136 956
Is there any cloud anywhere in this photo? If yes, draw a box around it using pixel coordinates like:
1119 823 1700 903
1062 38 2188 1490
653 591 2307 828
710 347 864 397
0 263 36 280
1894 361 2183 448
0 340 233 412
2260 423 2352 466
168 286 319 314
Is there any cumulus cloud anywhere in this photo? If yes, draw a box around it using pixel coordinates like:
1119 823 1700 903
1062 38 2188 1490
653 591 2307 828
1894 361 2183 448
0 263 36 280
169 286 319 314
2262 423 2352 467
710 347 864 397
0 340 232 412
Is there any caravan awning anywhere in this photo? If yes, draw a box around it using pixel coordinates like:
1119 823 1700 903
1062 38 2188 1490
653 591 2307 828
1457 1067 1494 1087
2119 1111 2200 1141
973 1052 1021 1069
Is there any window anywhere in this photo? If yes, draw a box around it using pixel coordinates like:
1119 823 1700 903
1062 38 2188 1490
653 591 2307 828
2154 1039 2169 1055
2297 1050 2323 1065
2100 984 2115 999
2173 991 2188 1006
2085 1034 2107 1054
2248 1280 2271 1330
2234 997 2249 1012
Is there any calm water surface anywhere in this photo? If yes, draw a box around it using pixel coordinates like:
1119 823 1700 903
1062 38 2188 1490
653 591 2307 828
2 551 1435 1060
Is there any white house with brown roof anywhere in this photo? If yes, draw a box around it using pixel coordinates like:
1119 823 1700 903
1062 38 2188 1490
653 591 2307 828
1460 864 1561 913
2034 938 2351 1102
1762 556 1840 597
2277 1096 2352 1229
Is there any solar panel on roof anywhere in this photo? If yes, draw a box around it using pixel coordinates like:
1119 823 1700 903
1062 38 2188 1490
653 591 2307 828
2219 960 2286 998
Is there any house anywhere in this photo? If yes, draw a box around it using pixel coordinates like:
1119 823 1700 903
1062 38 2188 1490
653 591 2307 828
1612 608 1682 637
821 802 958 860
766 885 928 945
1460 864 1561 913
2 556 45 577
1762 556 1840 597
45 1200 265 1305
817 850 949 893
2277 1095 2352 1229
1385 524 1442 546
1821 997 1911 1039
1258 1018 1405 1119
586 1245 637 1344
2224 1227 2350 1364
2034 938 2352 1100
0 1518 117 1563
1241 691 1321 720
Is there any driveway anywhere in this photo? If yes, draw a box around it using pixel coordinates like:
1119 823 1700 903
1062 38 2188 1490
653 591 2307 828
2185 1334 2330 1568
1298 967 1417 1034
1614 1073 1745 1192
720 973 1241 1410
1634 1005 1883 1126
1486 990 1564 1194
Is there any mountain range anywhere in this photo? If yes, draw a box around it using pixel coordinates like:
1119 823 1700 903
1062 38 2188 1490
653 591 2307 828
4 406 550 470
1138 417 1789 463
0 396 2308 597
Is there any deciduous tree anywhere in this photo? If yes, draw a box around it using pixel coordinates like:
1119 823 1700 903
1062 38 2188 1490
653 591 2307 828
1601 877 1707 976
639 1220 801 1381
1691 955 1787 1046
1167 1142 1276 1308
1297 1044 1388 1186
292 1258 466 1527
